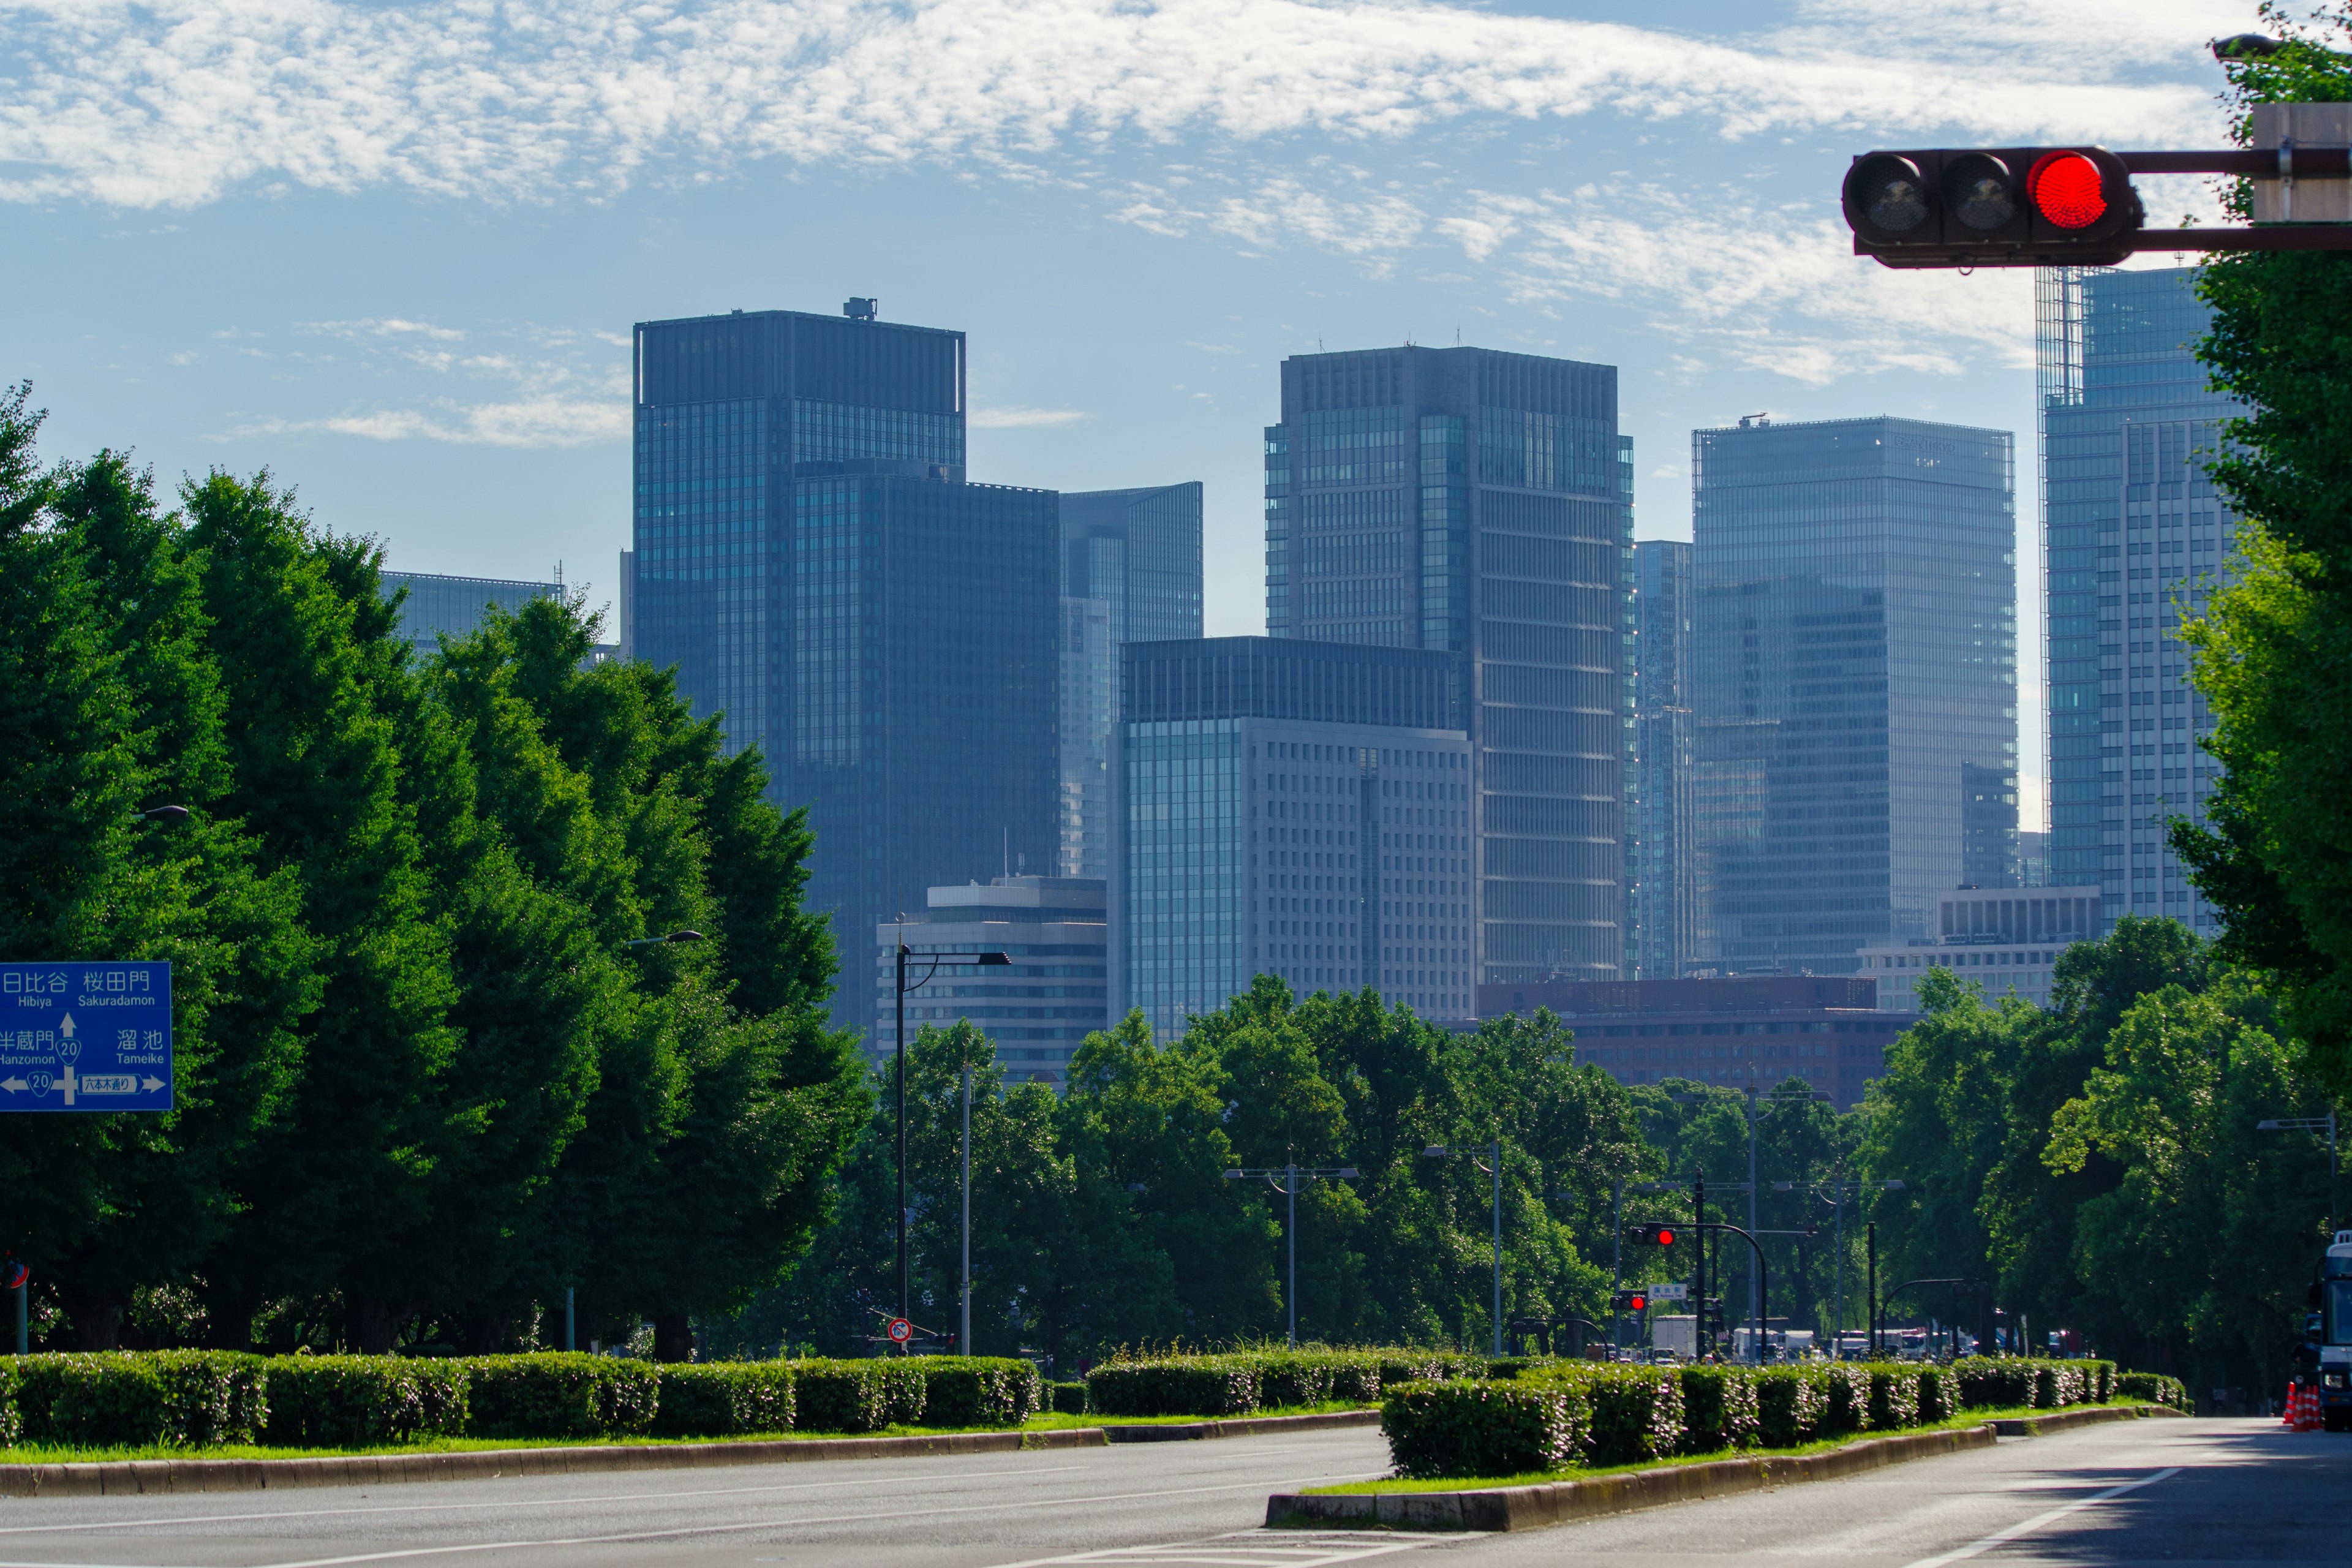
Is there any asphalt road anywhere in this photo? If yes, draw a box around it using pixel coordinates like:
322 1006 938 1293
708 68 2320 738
0 1417 2339 1568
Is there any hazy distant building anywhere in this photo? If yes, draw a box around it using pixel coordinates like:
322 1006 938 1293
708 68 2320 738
1115 637 1470 1036
2038 266 2235 933
628 304 1058 1048
1692 415 2019 976
1631 540 1697 979
1263 345 1632 986
1477 974 1901 1109
1058 484 1204 880
875 876 1108 1087
1858 885 2100 1014
381 570 559 656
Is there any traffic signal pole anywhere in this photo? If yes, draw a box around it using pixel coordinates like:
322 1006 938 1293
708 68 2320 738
1611 1175 1624 1359
1694 1170 1707 1361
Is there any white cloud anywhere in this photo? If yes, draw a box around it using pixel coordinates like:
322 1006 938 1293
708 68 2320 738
971 405 1091 428
236 398 625 447
0 0 2237 210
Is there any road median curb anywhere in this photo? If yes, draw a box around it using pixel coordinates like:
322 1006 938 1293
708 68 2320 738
1102 1410 1381 1444
1268 1425 2002 1532
0 1427 1110 1498
1988 1403 2186 1436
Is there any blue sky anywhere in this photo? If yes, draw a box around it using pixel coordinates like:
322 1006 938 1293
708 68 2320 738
1 0 2259 821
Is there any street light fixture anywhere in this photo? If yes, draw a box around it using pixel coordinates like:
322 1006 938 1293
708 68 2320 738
1224 1157 1359 1348
622 929 705 948
1426 1140 1506 1355
1774 1175 1904 1357
131 805 190 825
894 944 1009 1345
2259 1112 2340 1236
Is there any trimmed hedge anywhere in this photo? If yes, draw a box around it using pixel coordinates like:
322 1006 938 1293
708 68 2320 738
263 1356 468 1446
2116 1371 2188 1411
913 1358 1043 1428
1049 1381 1088 1415
793 1359 928 1433
651 1362 794 1438
466 1353 658 1439
1676 1366 1760 1454
18 1351 268 1447
1383 1380 1587 1480
1084 1349 1472 1419
1383 1357 2140 1481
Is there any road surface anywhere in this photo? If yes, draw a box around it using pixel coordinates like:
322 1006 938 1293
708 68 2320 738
0 1417 2337 1567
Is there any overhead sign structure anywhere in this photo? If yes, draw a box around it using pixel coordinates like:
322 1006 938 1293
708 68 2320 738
0 962 172 1112
1646 1281 1691 1303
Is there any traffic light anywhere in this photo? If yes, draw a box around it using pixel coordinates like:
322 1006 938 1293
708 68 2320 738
1624 1221 1678 1246
1610 1288 1649 1313
1844 147 2143 268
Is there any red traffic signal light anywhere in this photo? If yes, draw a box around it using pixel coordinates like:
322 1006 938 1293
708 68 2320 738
1625 1222 1677 1246
1611 1288 1649 1312
1844 147 2141 268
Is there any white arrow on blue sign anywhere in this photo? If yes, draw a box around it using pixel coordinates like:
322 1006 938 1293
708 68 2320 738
0 962 172 1112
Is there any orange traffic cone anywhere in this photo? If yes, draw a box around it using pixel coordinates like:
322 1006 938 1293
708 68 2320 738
2295 1385 2323 1432
2285 1386 2299 1425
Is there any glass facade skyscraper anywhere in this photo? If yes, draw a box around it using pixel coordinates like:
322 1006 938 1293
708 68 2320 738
630 306 1060 1049
1691 416 2018 976
1264 347 1632 984
874 876 1108 1087
380 570 559 655
1115 637 1469 1035
2038 266 2234 932
1058 484 1204 879
1631 540 1697 979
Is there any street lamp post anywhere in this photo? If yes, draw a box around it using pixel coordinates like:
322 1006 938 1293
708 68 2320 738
1741 1087 1832 1344
894 942 1009 1343
2258 1112 2340 1235
1225 1158 1360 1348
1426 1140 1504 1356
1774 1174 1904 1358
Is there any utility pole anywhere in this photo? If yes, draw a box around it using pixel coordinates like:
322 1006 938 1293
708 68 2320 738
1867 1222 1878 1356
1694 1168 1708 1362
1425 1140 1505 1355
1226 1156 1359 1348
960 1061 973 1355
1611 1175 1624 1359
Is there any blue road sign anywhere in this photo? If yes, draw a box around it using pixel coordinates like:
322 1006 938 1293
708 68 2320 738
0 962 172 1112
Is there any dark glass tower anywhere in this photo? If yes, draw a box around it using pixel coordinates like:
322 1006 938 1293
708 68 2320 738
2038 266 2234 933
630 306 1059 1047
1264 347 1632 983
1058 484 1204 879
1691 415 2018 975
1631 540 1697 979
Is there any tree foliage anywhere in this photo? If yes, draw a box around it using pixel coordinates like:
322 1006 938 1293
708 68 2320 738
0 390 864 1356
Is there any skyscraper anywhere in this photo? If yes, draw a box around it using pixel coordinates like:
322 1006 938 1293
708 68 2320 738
2038 266 2236 933
1114 636 1469 1035
380 570 560 657
1264 347 1632 984
1631 540 1697 979
1691 415 2018 976
1058 484 1204 879
874 875 1109 1087
630 305 1060 1047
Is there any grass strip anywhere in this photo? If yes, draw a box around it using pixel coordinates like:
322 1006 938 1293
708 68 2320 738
1299 1401 2163 1494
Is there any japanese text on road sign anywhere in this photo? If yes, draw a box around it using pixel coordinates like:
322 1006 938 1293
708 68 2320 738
0 962 172 1112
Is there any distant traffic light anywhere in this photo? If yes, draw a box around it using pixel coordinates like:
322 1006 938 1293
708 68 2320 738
1844 147 2142 268
1610 1288 1649 1313
1624 1222 1678 1247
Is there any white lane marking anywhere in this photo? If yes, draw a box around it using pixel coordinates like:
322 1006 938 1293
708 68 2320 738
0 1469 1389 1568
1895 1466 2181 1568
986 1528 1444 1566
0 1463 1087 1539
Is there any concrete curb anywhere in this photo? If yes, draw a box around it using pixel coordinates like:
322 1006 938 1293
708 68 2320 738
1988 1403 2187 1437
1102 1411 1381 1444
1266 1404 2179 1533
0 1427 1110 1499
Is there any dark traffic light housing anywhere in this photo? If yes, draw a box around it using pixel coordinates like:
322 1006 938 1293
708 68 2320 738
1844 147 2143 268
1610 1288 1649 1312
1624 1221 1678 1246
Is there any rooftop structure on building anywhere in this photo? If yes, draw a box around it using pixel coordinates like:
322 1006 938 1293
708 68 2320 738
1265 344 1633 987
875 876 1107 1087
1858 885 2100 1014
1115 636 1472 1037
1477 974 1902 1109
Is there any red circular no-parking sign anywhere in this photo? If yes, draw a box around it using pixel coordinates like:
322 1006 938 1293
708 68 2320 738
886 1317 913 1344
